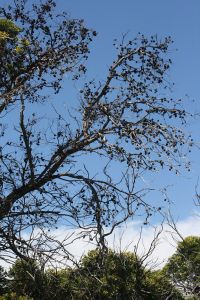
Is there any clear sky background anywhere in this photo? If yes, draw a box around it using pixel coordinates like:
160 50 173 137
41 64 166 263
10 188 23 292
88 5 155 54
53 0 200 221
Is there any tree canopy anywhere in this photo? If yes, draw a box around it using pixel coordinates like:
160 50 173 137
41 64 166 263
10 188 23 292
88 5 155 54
0 236 199 299
0 249 185 300
64 249 183 300
165 236 200 297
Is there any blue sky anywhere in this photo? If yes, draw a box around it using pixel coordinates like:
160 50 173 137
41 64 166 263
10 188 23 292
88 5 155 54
57 0 200 97
1 0 200 220
53 0 200 221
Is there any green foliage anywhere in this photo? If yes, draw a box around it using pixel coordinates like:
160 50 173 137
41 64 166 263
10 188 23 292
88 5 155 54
145 270 184 300
9 259 46 300
0 266 8 295
0 19 21 50
0 18 29 54
0 292 30 300
64 249 183 300
8 261 72 300
165 236 200 297
4 247 199 299
0 18 26 79
44 268 72 300
0 19 21 38
72 249 145 299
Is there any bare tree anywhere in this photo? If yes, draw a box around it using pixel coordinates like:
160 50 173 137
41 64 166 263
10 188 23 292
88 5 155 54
0 0 193 265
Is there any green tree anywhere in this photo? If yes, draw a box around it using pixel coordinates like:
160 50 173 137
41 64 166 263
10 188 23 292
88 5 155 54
8 260 73 300
6 261 72 300
0 266 8 295
0 18 21 41
0 293 28 300
65 249 183 300
164 236 200 297
145 270 184 300
44 268 73 300
1 250 187 300
0 19 22 71
8 259 46 300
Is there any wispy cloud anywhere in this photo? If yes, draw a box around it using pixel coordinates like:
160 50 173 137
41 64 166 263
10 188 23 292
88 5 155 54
105 214 200 268
48 213 200 269
1 214 199 270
